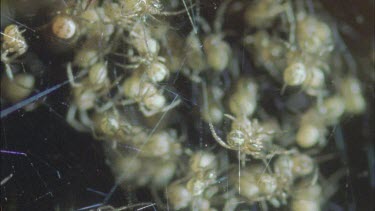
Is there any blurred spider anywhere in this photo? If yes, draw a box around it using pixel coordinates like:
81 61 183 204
121 71 181 116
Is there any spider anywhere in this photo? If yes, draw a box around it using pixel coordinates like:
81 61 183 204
65 84 97 132
91 108 143 143
244 0 290 28
186 0 232 74
113 48 170 84
51 15 77 40
140 129 183 159
209 114 292 160
1 24 28 80
273 153 316 187
121 71 181 117
104 0 192 23
282 50 328 97
230 153 316 209
166 151 219 210
296 12 334 57
228 78 258 118
290 181 323 211
127 21 161 57
1 72 35 103
202 85 225 125
295 95 347 149
244 30 287 80
339 76 366 114
67 61 110 91
65 61 112 132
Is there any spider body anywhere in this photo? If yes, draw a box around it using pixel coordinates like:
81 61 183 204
51 15 77 40
1 73 35 103
210 115 286 160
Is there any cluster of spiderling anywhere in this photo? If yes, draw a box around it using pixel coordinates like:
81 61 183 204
0 0 369 210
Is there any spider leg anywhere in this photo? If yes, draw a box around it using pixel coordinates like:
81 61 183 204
160 98 181 113
224 113 236 121
157 56 166 63
66 105 88 132
95 100 114 112
265 146 297 159
139 105 157 117
4 64 14 80
285 0 296 45
67 63 83 87
213 0 232 33
120 98 136 106
113 61 140 70
79 108 93 128
209 122 235 150
182 67 202 83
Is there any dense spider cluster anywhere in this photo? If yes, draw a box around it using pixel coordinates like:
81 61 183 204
1 0 371 210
